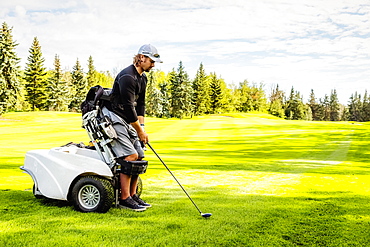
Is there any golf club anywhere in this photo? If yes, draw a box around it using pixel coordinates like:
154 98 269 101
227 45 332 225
147 143 212 218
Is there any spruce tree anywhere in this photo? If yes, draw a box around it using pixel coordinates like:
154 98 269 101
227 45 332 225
179 62 193 117
169 62 192 119
285 87 294 119
308 89 320 120
216 77 232 113
158 79 171 118
362 91 370 121
0 22 22 114
24 37 48 110
348 92 368 122
86 55 98 88
321 95 330 121
312 96 324 121
329 89 340 121
285 87 305 120
145 70 164 117
209 72 222 114
47 55 70 111
192 63 210 115
69 59 87 111
294 91 306 120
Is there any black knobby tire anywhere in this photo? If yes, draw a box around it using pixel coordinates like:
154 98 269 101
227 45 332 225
71 176 114 213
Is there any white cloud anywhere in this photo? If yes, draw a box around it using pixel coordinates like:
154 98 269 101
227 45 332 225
1 0 369 103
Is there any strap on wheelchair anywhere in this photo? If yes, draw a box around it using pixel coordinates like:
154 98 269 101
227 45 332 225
117 159 148 175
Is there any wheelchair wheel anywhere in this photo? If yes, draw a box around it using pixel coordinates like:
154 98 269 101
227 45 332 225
71 176 114 213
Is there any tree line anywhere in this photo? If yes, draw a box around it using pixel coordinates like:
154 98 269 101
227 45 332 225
1 22 369 121
0 22 113 114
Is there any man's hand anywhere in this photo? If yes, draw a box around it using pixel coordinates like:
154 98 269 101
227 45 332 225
137 130 149 144
131 119 149 144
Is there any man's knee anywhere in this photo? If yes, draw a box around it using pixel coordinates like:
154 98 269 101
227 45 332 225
125 153 138 161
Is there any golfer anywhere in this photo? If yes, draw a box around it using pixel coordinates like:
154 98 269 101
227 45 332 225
102 44 162 211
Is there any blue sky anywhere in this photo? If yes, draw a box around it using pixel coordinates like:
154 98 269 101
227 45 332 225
1 0 369 104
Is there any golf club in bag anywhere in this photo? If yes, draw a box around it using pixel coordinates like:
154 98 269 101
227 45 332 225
147 143 212 218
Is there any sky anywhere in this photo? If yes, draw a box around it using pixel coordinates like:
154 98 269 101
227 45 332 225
1 0 369 104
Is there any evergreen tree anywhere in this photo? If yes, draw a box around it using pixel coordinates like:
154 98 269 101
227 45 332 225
69 59 87 111
348 91 370 122
0 22 22 114
340 104 348 121
209 72 223 114
145 70 163 117
285 87 305 120
169 62 193 119
362 91 370 121
158 79 171 118
294 91 306 120
47 55 70 111
314 98 325 121
168 69 181 118
24 37 48 110
329 89 340 121
86 55 98 88
308 89 320 121
350 92 361 121
268 84 285 118
320 95 330 121
192 63 210 115
211 75 230 113
284 87 295 120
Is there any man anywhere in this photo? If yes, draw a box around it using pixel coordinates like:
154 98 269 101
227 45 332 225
103 44 162 211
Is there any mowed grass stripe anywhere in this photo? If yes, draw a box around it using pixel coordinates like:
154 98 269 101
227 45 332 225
1 112 370 247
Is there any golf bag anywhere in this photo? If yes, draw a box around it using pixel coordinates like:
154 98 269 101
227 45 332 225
81 86 148 205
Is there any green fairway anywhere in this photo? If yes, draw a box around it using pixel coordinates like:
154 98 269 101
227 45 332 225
1 112 369 246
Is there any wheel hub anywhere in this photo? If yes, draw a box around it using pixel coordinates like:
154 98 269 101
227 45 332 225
78 184 101 209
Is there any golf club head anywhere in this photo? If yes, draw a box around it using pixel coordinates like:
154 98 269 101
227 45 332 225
201 213 212 218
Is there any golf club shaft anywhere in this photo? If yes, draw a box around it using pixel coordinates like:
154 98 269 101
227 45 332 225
147 143 202 215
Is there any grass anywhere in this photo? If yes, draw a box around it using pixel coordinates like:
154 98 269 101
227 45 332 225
1 111 370 246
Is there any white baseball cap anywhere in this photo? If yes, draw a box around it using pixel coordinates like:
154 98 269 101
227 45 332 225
138 44 163 63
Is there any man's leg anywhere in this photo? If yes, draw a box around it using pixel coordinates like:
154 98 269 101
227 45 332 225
120 153 138 200
101 109 146 211
118 152 146 211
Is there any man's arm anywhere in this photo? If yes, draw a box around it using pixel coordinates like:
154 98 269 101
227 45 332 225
130 116 148 144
